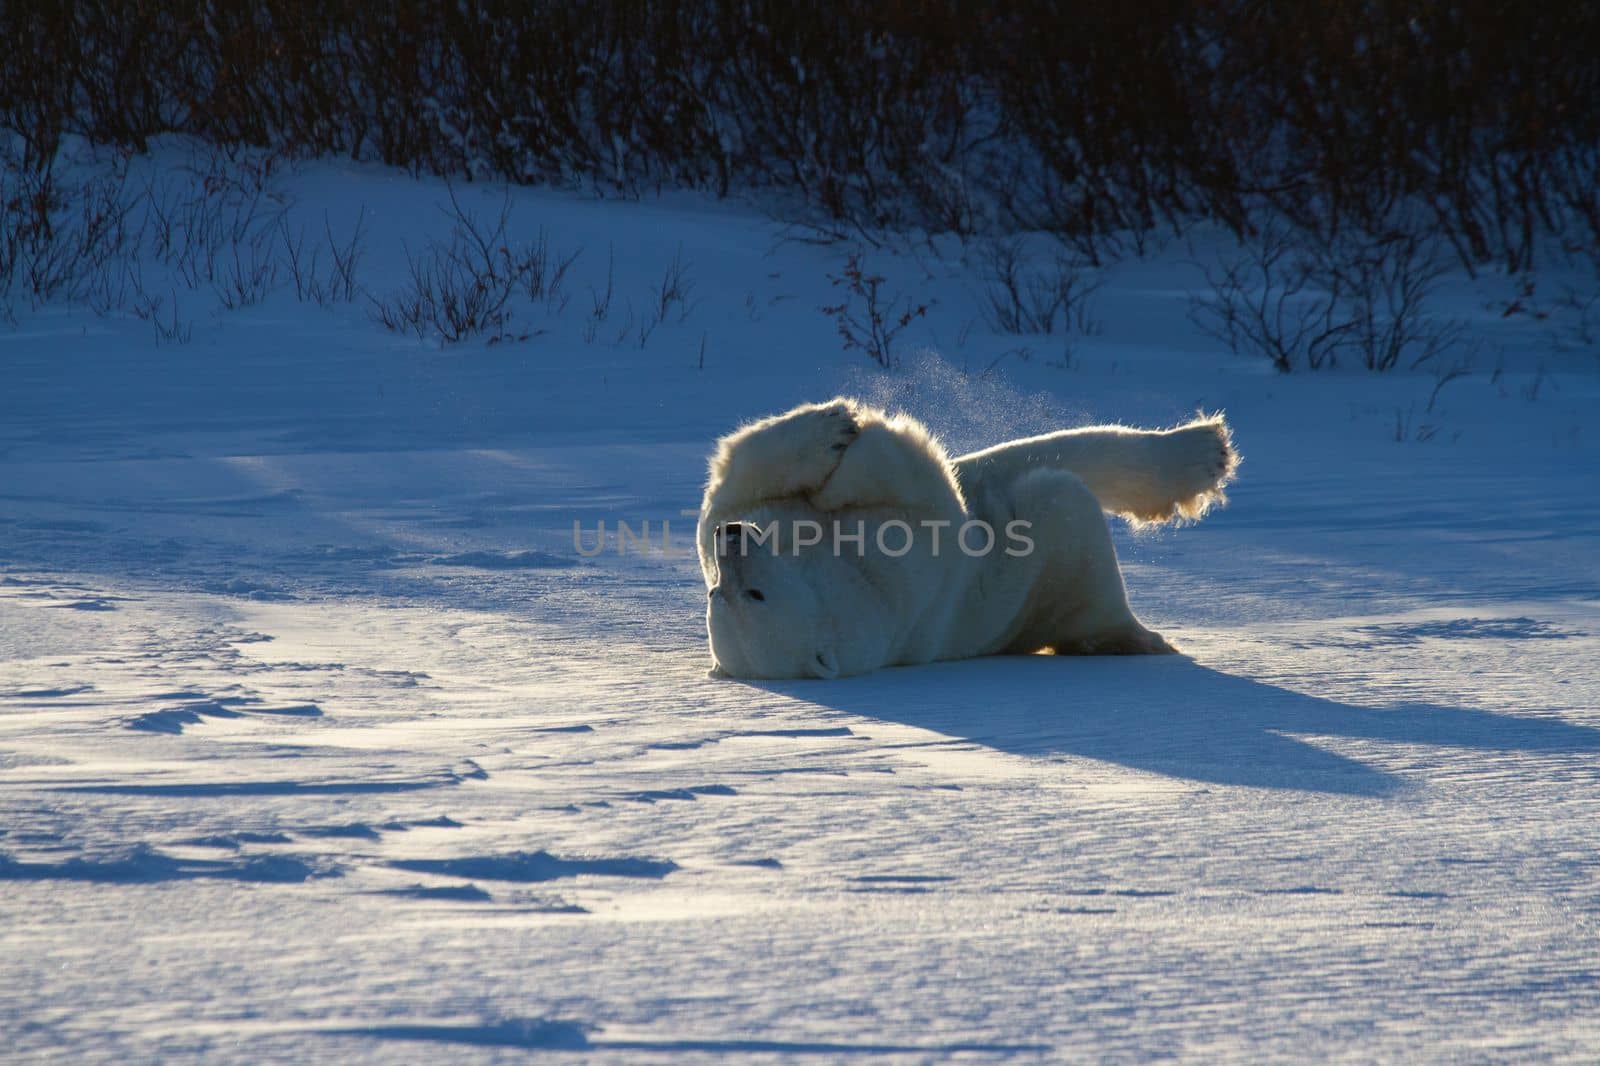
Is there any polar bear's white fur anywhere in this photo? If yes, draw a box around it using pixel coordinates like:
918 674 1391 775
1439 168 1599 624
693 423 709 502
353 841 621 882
699 398 1238 679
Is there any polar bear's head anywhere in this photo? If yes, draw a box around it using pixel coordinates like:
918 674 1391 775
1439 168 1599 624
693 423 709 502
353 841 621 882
705 520 886 680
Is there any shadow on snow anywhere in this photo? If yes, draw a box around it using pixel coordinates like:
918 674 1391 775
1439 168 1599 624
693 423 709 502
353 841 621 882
752 655 1600 796
323 1017 1048 1056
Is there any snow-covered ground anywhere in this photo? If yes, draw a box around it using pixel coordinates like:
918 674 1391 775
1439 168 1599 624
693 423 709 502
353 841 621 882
3 148 1599 1062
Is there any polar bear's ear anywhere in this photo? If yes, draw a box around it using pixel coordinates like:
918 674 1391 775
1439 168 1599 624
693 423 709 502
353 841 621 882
810 645 840 680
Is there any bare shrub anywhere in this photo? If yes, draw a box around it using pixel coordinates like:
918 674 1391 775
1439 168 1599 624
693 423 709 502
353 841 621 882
976 237 1101 335
214 232 279 309
146 157 286 293
819 249 931 369
1 139 313 325
0 147 146 319
1324 231 1462 371
129 279 192 346
626 244 698 349
322 210 366 303
583 244 614 344
280 209 368 306
1426 361 1472 414
1189 220 1352 373
370 187 572 345
650 245 696 326
372 241 520 344
1392 361 1471 444
1192 220 1462 372
523 228 580 313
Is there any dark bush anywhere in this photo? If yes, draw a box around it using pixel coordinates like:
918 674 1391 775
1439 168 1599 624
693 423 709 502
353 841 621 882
3 1 1599 275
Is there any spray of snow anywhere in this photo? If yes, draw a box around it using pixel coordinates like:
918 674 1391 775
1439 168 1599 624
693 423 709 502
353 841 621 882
839 348 1090 457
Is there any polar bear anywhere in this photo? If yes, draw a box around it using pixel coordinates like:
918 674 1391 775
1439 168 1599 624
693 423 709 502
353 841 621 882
699 398 1237 679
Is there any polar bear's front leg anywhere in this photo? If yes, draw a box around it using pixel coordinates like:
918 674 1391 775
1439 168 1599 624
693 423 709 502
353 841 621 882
698 400 861 581
706 400 860 506
809 412 968 517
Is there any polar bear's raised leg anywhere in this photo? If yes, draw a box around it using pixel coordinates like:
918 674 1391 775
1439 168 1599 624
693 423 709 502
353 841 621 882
706 400 861 506
809 411 967 518
1002 470 1174 655
698 400 865 582
701 400 973 580
955 415 1237 526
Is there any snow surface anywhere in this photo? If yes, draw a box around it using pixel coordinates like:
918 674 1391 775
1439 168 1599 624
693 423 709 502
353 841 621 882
3 148 1599 1063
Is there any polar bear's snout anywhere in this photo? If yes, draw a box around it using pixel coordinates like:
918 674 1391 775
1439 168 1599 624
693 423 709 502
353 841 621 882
704 530 846 679
709 522 754 603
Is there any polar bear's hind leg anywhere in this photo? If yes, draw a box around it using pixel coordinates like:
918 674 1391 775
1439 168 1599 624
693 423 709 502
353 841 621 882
1049 622 1175 656
954 413 1238 527
1145 414 1239 524
999 470 1175 656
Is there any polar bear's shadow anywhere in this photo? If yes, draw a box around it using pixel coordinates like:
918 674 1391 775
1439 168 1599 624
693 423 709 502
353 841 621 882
758 656 1600 796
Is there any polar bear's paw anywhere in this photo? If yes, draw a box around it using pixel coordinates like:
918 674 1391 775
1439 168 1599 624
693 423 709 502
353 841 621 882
778 401 862 489
1054 623 1176 656
1125 626 1178 655
813 401 862 453
710 399 861 501
1139 415 1238 525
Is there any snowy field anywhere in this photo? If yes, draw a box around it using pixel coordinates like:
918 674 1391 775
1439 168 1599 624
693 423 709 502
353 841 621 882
3 147 1599 1062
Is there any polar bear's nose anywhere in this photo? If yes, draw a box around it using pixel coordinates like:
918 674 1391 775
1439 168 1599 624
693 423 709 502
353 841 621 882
719 521 745 542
